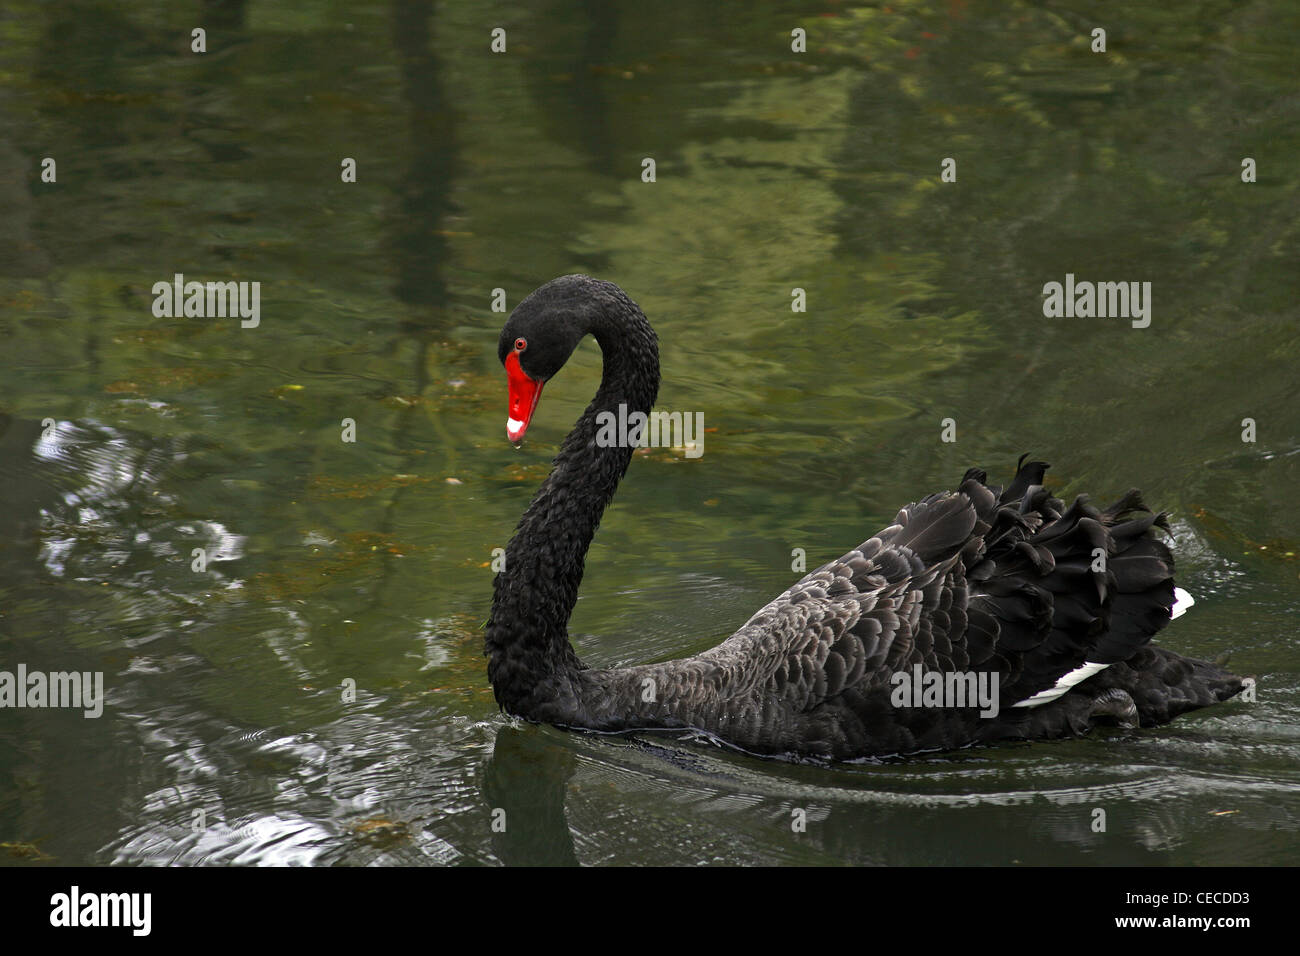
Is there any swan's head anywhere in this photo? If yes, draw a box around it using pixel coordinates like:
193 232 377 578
497 275 608 443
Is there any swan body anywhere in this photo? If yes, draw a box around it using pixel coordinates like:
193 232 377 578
485 275 1244 761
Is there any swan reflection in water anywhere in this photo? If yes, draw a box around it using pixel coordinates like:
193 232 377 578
478 719 1236 866
482 725 579 866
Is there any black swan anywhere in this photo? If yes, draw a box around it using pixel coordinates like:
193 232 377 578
485 274 1244 761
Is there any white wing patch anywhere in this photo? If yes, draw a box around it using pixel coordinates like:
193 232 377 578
1010 589 1195 709
1011 661 1110 708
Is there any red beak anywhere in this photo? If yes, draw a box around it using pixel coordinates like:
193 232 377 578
505 351 544 443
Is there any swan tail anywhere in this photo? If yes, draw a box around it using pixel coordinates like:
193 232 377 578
957 458 1238 716
1079 645 1246 726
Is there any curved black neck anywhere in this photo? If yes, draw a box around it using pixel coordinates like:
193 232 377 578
485 301 659 719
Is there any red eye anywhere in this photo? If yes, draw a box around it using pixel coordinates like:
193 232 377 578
514 337 527 352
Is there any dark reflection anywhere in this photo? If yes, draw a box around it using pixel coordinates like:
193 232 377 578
520 0 795 176
200 0 248 35
0 120 50 277
482 726 578 866
388 0 458 317
31 1 136 198
351 0 464 615
524 0 621 174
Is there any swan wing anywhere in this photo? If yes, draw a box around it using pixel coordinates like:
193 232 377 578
703 459 1177 724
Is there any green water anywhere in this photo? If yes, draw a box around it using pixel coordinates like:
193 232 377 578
0 0 1297 865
